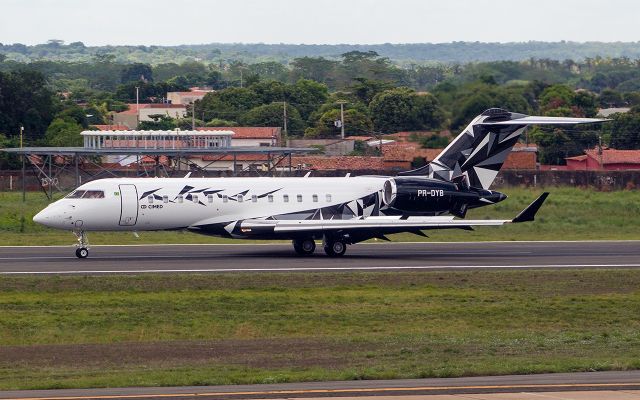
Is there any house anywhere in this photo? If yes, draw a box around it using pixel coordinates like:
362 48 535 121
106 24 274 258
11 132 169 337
197 127 281 147
166 88 214 105
112 104 187 129
565 148 640 170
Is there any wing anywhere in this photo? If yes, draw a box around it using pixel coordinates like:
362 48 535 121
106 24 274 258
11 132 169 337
235 193 549 240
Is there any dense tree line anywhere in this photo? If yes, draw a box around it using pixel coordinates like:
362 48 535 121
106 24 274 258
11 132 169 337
2 52 640 166
4 41 640 64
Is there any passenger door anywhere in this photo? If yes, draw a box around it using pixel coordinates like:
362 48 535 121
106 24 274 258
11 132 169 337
119 184 138 226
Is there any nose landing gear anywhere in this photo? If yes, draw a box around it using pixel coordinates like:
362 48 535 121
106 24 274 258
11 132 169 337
73 231 90 259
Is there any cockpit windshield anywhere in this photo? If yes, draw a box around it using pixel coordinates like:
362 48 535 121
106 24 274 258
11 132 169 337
65 190 105 199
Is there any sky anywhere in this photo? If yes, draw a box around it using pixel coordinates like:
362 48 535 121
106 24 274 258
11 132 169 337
1 0 639 46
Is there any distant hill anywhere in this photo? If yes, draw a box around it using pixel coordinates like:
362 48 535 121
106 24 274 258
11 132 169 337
2 41 640 64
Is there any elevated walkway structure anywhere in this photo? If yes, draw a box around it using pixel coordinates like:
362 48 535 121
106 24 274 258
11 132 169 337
1 129 311 200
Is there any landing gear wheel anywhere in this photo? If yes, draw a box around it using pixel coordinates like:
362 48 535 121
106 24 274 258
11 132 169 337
75 247 89 259
73 230 90 259
293 239 316 255
324 240 347 257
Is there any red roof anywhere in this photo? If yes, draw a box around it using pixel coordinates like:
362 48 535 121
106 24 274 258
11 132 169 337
291 156 385 171
197 127 280 139
91 124 129 131
584 148 640 165
381 143 442 162
118 104 186 115
201 154 271 162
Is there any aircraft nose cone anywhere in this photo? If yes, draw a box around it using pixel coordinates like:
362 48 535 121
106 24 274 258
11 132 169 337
498 192 508 202
33 209 47 225
33 207 58 228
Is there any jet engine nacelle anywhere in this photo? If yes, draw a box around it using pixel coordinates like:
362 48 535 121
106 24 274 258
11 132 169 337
382 177 506 218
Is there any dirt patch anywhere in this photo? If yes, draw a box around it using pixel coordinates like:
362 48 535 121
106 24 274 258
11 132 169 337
0 338 373 369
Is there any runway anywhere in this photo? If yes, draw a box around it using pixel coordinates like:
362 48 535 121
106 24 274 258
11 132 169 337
0 240 639 274
2 371 640 399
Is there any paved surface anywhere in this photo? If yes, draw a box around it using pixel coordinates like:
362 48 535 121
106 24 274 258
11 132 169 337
2 371 640 399
0 241 639 274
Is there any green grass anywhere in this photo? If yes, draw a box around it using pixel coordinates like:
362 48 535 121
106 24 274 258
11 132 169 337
1 187 640 245
1 270 640 389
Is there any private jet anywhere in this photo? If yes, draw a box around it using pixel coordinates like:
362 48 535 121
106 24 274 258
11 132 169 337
33 108 607 258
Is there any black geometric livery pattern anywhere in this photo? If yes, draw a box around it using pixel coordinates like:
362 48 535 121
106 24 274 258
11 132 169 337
400 109 528 189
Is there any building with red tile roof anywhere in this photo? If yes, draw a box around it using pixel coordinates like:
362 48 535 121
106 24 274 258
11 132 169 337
197 127 281 147
566 148 640 170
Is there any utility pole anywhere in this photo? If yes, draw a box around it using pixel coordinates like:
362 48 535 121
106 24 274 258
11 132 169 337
135 86 140 128
598 135 603 170
240 69 244 88
191 102 195 130
336 100 347 139
19 126 24 148
283 101 288 136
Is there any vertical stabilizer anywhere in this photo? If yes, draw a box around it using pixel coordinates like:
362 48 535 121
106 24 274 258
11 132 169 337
399 108 607 189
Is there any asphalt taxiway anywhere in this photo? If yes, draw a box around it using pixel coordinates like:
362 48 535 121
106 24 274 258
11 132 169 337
0 240 638 274
2 371 640 399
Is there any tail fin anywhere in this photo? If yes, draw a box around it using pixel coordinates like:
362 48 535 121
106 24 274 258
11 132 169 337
399 108 608 189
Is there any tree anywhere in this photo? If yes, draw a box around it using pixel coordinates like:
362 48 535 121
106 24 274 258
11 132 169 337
305 108 373 138
121 63 153 83
286 79 329 122
44 118 82 146
290 57 338 85
350 78 393 105
0 70 58 142
240 103 304 136
197 87 261 123
138 115 176 130
609 110 640 149
370 88 444 133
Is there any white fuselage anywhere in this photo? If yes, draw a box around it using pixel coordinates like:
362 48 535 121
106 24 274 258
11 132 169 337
33 176 389 233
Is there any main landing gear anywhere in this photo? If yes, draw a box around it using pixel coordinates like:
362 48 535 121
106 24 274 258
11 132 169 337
73 230 90 259
323 238 347 257
293 238 316 255
291 237 348 256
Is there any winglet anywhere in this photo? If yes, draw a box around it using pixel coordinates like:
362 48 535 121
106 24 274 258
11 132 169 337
512 192 549 223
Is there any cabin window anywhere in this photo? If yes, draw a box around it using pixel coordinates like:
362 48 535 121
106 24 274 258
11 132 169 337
148 195 154 203
297 194 303 202
238 194 244 203
177 195 183 203
312 194 318 202
66 190 85 199
207 194 214 203
326 194 332 202
223 195 228 203
163 195 169 203
252 195 257 203
192 195 198 203
268 194 274 202
283 194 289 202
81 190 105 199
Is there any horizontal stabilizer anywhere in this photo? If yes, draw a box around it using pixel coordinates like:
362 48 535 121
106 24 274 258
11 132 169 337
482 116 609 125
512 192 549 223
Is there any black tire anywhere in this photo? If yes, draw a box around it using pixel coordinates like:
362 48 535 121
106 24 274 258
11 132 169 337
75 247 89 259
324 240 346 257
293 239 316 255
